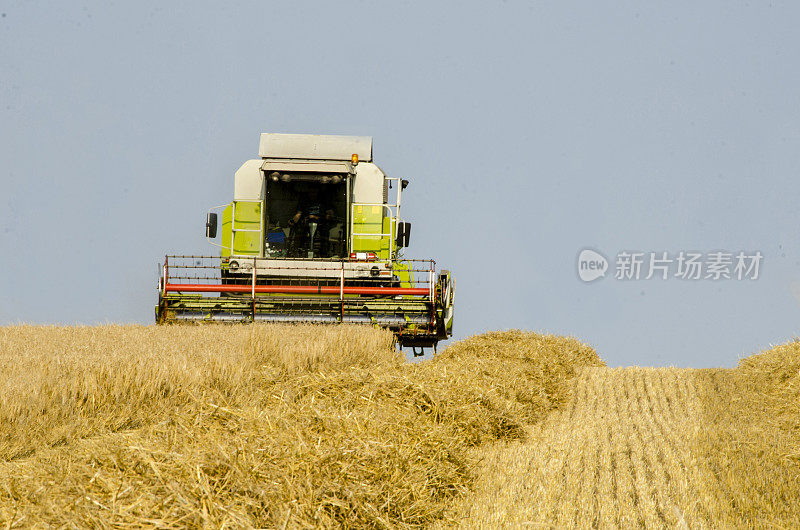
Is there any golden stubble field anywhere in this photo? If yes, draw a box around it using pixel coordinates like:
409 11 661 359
443 346 800 528
0 325 601 528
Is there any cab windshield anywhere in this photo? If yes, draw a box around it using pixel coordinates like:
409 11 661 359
264 177 347 259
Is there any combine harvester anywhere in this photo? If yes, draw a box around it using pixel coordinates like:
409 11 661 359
156 133 454 353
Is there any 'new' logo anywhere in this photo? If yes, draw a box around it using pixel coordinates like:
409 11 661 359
578 249 608 282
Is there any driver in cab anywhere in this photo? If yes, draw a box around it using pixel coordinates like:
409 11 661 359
288 187 334 226
288 188 334 256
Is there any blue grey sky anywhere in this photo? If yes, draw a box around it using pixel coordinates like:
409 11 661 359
2 1 799 367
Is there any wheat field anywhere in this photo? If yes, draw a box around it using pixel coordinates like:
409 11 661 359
0 324 797 527
0 325 600 528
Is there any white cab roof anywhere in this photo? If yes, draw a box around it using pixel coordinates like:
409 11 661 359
259 133 372 162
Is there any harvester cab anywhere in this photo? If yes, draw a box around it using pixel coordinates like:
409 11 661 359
156 133 454 354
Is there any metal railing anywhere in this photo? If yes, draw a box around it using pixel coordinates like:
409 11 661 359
348 176 407 255
159 255 437 302
349 203 403 254
229 201 262 255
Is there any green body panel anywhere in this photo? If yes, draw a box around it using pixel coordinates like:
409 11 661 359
392 261 414 288
351 204 393 259
221 201 261 257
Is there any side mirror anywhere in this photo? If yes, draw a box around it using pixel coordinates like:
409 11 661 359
206 213 218 238
396 221 411 248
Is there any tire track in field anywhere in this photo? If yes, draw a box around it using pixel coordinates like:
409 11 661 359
450 367 726 528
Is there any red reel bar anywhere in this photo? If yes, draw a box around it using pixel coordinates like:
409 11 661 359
164 283 430 296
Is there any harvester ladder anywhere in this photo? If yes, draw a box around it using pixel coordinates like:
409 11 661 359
348 177 406 255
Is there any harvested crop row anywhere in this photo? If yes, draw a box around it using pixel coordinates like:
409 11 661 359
0 326 601 528
442 367 719 528
445 343 800 528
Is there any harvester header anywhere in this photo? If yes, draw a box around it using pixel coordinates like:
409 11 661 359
156 133 454 353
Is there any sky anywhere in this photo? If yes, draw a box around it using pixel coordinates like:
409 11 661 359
2 1 800 367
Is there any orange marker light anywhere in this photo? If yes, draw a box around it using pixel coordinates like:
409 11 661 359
351 153 359 164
